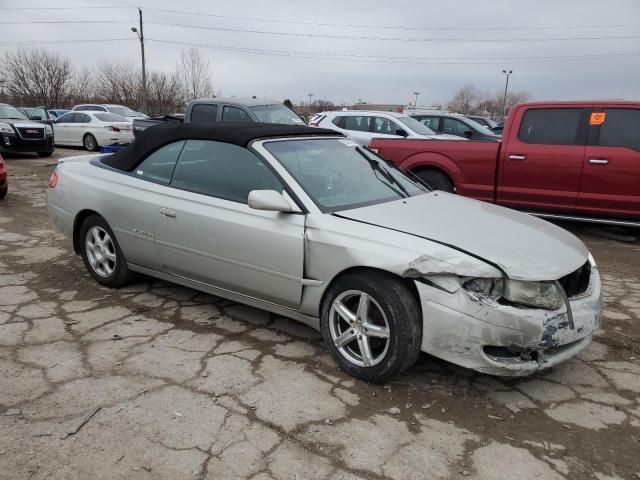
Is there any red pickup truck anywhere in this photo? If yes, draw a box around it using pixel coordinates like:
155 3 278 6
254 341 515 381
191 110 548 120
370 101 640 226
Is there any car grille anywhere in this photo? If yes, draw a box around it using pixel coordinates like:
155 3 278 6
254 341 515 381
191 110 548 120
558 261 591 298
17 127 45 139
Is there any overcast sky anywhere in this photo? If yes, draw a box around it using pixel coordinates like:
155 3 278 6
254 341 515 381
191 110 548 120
1 0 639 105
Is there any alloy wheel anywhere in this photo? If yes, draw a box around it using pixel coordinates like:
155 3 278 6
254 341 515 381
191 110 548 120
329 290 391 367
85 226 116 277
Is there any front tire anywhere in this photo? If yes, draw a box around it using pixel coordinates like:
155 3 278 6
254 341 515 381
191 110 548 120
83 133 99 152
79 215 133 287
320 271 422 383
415 169 453 193
37 151 53 158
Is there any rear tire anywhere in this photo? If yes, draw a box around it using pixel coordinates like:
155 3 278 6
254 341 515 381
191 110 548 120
79 214 134 287
415 169 454 193
0 186 7 200
320 270 422 383
83 133 99 152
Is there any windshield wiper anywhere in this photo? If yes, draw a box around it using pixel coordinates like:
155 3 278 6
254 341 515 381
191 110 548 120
357 147 411 197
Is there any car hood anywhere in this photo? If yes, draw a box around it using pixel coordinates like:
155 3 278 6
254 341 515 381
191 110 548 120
0 119 45 128
336 192 588 281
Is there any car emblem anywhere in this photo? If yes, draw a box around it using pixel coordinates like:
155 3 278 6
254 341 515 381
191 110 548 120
25 129 39 134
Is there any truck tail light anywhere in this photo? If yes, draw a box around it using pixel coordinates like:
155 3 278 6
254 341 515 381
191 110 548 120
48 171 59 189
369 148 380 154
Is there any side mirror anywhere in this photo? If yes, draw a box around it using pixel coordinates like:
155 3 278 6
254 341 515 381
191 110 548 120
395 129 408 137
31 115 42 121
463 130 473 138
248 190 293 213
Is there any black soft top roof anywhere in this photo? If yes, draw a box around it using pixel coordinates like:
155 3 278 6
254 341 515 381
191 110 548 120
102 121 340 171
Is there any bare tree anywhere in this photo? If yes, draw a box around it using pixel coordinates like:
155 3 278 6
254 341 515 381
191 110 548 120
94 61 141 108
448 85 479 114
146 71 184 116
3 47 73 106
68 65 97 106
177 48 213 101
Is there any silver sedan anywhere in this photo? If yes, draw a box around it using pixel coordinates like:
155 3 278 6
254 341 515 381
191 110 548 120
47 124 602 382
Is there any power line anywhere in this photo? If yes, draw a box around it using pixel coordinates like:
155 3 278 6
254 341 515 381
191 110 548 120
0 39 133 46
144 7 640 32
146 38 640 65
0 20 133 25
147 21 640 43
1 6 131 9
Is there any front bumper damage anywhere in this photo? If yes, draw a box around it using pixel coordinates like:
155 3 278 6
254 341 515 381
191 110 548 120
414 263 602 376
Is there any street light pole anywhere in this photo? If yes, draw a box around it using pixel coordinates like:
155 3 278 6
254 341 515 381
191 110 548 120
501 69 513 119
131 8 146 113
413 91 420 106
307 93 313 113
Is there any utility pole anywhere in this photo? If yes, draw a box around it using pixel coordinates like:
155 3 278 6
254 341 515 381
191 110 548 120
413 91 419 106
501 70 513 120
131 8 146 113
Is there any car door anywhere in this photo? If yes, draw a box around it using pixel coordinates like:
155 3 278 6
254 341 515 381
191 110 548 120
112 141 186 270
497 107 588 212
415 116 440 132
53 112 75 144
372 116 407 140
577 107 640 218
70 113 91 145
442 117 473 139
339 115 374 146
154 140 305 308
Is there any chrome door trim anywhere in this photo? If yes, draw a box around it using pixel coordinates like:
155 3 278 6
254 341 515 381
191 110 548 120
588 159 609 165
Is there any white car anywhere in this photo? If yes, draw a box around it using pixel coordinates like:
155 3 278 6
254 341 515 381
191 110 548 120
72 104 148 123
53 112 133 151
316 110 464 147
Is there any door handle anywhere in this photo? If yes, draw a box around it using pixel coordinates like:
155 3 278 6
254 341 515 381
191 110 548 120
509 154 527 161
589 158 609 165
160 208 176 219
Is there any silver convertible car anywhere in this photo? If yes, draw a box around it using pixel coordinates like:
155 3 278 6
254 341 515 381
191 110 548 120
47 123 602 382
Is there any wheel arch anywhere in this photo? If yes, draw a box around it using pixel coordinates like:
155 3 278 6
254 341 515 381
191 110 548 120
399 152 462 186
318 266 422 317
72 209 101 254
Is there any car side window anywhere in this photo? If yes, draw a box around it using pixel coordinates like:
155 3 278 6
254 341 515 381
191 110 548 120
373 117 402 135
222 106 252 122
171 140 283 203
598 108 640 152
343 116 372 132
190 104 219 123
442 118 469 136
417 117 439 130
134 141 185 184
31 108 47 120
518 108 583 145
331 116 344 127
75 114 91 123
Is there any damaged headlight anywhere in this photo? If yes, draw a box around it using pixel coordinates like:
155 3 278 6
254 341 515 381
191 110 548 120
463 278 503 299
502 279 564 310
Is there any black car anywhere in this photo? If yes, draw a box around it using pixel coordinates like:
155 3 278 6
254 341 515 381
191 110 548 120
0 104 54 157
410 113 501 141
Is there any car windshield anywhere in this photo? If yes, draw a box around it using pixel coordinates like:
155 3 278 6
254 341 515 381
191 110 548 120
249 104 305 125
265 138 425 212
473 117 497 129
0 105 28 120
95 113 127 122
107 106 138 117
464 117 495 132
396 116 436 136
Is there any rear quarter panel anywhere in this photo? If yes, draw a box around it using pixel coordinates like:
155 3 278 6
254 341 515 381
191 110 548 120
370 139 500 202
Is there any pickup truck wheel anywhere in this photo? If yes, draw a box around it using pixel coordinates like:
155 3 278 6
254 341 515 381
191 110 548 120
415 170 453 193
79 215 134 287
320 271 422 383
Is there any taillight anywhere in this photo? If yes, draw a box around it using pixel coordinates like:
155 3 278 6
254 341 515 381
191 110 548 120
48 171 59 188
105 126 121 132
369 148 380 154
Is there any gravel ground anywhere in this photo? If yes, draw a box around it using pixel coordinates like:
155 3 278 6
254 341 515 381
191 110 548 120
1 148 639 480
